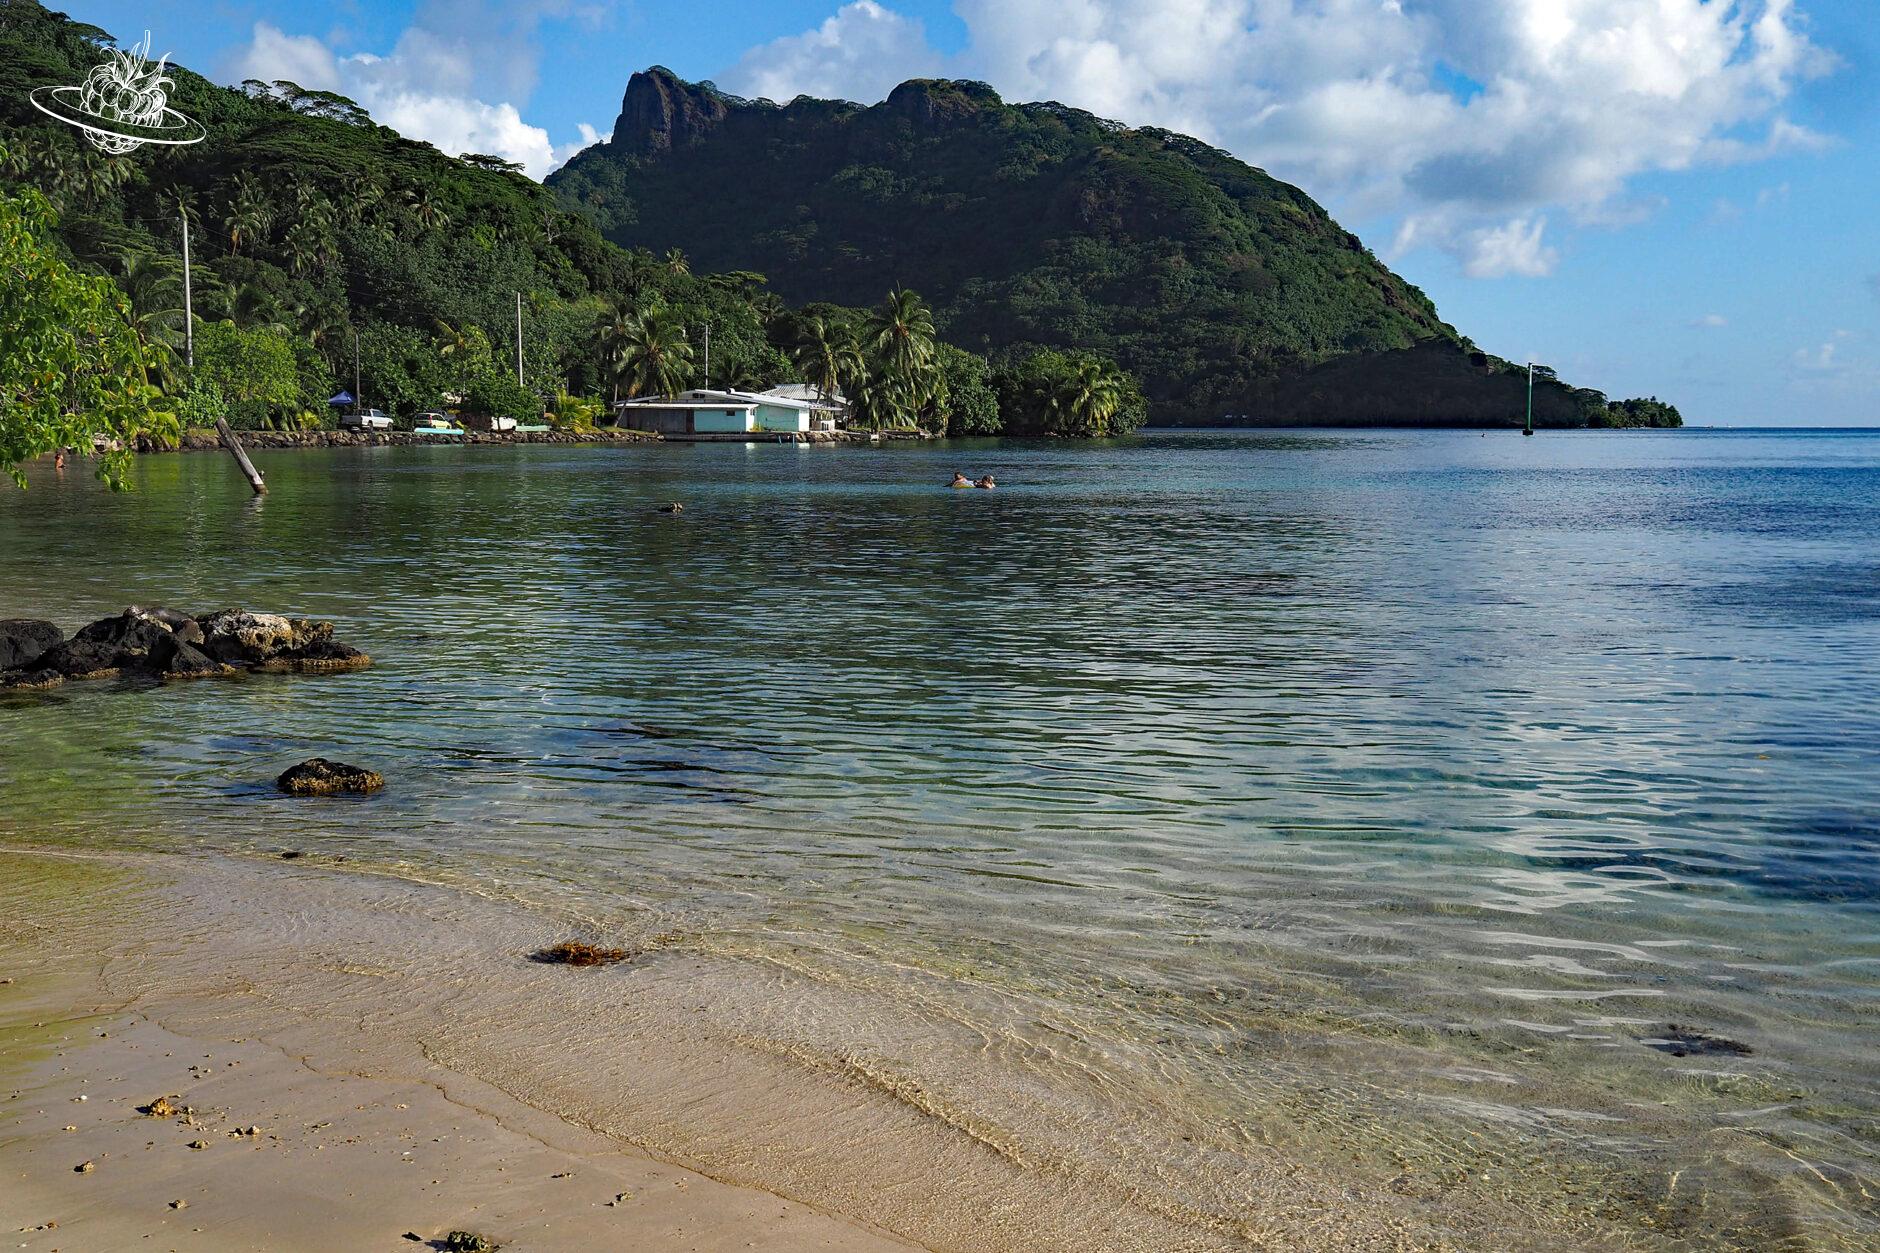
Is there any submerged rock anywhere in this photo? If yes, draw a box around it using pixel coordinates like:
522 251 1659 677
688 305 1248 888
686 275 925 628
276 758 385 796
251 639 371 673
1644 1025 1753 1058
0 619 62 671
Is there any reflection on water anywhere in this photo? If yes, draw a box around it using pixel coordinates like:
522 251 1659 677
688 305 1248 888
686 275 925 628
3 429 1878 1247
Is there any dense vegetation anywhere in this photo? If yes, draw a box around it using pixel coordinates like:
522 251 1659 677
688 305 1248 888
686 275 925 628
554 69 1680 428
0 1 1144 467
0 162 174 483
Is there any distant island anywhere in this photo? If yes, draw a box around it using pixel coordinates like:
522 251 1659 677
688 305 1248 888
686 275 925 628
552 69 1680 430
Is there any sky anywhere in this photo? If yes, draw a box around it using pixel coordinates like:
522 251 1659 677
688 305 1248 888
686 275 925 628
49 0 1880 425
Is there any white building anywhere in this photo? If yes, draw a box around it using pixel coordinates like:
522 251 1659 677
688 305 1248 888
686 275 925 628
614 388 843 438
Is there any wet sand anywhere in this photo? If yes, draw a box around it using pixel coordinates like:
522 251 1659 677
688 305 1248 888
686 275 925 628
0 849 907 1252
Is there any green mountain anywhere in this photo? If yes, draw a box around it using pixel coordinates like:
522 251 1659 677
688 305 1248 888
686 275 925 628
552 69 1676 428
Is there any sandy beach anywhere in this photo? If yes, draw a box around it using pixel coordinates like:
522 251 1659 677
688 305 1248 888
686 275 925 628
0 849 908 1252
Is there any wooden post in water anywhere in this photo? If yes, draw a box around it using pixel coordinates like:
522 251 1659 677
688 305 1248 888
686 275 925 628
215 418 266 495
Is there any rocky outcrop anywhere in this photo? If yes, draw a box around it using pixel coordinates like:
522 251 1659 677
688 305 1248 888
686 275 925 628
0 607 368 692
0 619 63 671
611 67 730 153
276 758 384 796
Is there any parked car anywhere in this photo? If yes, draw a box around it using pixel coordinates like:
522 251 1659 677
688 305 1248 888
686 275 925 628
339 408 393 430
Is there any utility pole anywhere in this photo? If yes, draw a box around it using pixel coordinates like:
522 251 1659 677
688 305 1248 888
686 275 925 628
354 330 362 412
180 207 193 370
516 291 524 388
702 324 710 388
1524 362 1535 437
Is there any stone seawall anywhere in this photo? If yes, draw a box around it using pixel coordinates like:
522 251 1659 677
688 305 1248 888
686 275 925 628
148 428 659 453
139 428 934 453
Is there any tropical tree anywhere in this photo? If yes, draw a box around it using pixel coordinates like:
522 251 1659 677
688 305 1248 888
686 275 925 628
405 186 451 231
664 247 689 277
616 302 694 400
785 314 862 405
863 288 939 428
593 301 638 402
222 175 273 255
1 171 176 486
1047 355 1125 436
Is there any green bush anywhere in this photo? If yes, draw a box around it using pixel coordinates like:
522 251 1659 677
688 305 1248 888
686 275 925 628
466 371 539 420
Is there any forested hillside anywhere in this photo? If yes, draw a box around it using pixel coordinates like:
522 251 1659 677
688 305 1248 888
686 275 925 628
0 1 1146 447
553 69 1680 428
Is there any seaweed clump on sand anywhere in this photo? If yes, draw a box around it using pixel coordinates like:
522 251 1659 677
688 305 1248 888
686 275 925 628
532 941 630 967
443 1232 498 1251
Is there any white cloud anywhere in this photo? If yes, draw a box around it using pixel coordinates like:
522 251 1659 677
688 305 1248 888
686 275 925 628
720 0 1838 279
225 18 594 179
726 1 939 104
1693 313 1729 328
1792 329 1852 372
230 23 341 91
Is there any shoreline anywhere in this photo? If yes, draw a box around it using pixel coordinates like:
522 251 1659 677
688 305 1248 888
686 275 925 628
0 847 911 1252
133 427 940 456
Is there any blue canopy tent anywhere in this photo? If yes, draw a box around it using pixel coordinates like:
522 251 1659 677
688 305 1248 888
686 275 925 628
327 391 354 407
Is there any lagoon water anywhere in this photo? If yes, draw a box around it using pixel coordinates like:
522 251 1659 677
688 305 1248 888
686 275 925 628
2 429 1877 1248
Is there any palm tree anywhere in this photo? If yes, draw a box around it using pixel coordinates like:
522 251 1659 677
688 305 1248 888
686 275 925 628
0 138 36 179
593 302 638 403
785 315 862 407
663 247 689 277
405 187 450 230
865 288 939 427
1048 357 1125 437
113 252 186 392
117 252 186 349
225 283 289 335
223 175 273 255
617 302 694 400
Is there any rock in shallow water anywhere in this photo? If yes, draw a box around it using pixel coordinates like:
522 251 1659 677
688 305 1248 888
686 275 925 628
0 618 62 671
276 758 385 796
0 606 369 691
198 609 332 665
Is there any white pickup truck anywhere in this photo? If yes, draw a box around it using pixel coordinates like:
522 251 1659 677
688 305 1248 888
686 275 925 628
339 408 393 430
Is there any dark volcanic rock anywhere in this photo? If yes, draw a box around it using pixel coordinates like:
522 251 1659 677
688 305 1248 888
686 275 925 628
73 610 175 664
276 758 385 796
149 633 235 680
0 619 63 671
32 636 126 680
0 667 66 691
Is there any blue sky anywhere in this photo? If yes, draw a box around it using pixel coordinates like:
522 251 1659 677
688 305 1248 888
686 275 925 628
52 0 1880 425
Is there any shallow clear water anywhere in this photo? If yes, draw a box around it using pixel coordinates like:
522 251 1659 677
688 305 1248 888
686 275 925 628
3 430 1878 1248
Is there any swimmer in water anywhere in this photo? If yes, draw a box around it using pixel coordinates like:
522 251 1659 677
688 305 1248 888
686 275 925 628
951 472 973 488
976 474 996 489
